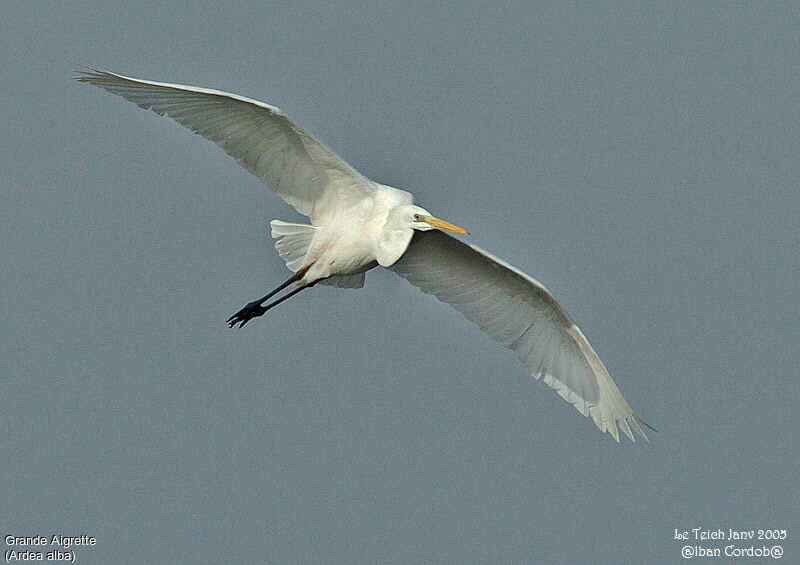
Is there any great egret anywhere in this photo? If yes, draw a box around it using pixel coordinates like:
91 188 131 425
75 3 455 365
76 68 650 442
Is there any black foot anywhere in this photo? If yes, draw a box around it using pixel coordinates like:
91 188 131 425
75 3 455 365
227 300 267 328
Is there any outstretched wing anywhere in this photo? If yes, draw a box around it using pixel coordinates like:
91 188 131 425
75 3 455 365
75 68 375 224
391 230 648 442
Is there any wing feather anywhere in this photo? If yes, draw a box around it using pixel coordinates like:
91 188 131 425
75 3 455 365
74 68 374 223
391 230 648 442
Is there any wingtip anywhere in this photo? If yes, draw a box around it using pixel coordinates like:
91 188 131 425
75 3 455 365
625 414 652 443
603 411 652 444
72 64 103 83
636 415 657 438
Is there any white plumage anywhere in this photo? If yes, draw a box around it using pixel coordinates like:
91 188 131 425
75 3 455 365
76 68 650 442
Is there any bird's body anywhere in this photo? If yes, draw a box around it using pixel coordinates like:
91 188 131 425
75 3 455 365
76 68 651 442
290 184 418 284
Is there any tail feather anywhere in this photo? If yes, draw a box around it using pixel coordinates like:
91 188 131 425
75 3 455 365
270 220 316 272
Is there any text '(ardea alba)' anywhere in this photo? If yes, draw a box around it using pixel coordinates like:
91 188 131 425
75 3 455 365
76 68 651 442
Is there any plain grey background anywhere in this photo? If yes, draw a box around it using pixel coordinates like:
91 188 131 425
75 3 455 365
2 3 797 563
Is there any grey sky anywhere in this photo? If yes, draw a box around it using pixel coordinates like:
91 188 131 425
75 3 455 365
2 2 798 563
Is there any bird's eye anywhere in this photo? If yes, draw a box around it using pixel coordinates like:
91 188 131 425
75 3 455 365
413 214 420 221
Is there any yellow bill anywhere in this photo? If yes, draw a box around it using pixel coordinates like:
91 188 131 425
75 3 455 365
426 216 469 235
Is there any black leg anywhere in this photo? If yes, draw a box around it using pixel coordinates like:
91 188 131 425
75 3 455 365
227 273 313 328
254 273 300 305
260 283 311 314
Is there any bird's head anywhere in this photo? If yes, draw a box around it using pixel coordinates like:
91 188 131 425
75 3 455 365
376 205 469 267
407 206 469 235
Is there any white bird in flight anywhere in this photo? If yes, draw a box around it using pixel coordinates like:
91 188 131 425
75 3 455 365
76 68 651 442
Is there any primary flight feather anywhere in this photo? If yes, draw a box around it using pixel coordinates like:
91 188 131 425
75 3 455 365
75 68 649 442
